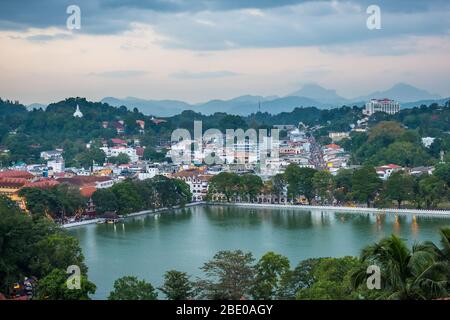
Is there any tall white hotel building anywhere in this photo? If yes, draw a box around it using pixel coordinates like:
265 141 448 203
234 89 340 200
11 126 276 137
363 99 400 116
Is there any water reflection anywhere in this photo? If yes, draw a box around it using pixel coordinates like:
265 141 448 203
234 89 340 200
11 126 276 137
68 205 450 299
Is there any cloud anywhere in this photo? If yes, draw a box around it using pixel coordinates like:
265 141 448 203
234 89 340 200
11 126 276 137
170 70 240 79
88 70 149 78
1 0 449 36
24 33 73 42
152 2 450 51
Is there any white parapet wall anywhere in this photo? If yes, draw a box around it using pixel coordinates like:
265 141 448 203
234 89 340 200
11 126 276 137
209 202 450 217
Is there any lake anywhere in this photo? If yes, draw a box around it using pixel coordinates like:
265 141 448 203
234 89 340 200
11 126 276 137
68 205 450 299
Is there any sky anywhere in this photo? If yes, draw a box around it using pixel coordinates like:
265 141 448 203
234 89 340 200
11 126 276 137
0 0 450 105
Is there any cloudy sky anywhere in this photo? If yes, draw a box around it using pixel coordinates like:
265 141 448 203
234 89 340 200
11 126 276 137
1 0 449 105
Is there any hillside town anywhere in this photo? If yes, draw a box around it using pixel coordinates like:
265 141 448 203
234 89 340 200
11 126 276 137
0 99 447 224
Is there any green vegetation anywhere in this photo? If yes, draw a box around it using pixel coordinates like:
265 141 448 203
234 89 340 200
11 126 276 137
252 251 290 300
108 276 158 300
284 165 317 204
107 228 449 300
0 196 95 299
1 97 449 168
19 184 86 219
195 250 255 300
341 121 444 167
92 176 192 215
207 164 450 209
159 270 194 300
207 172 262 202
352 234 449 300
35 269 96 300
1 189 448 300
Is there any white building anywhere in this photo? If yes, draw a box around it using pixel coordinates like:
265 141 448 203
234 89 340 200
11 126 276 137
73 104 83 118
422 137 435 148
172 169 212 202
138 165 160 180
47 158 65 173
101 146 138 163
363 99 400 116
95 179 115 189
40 150 63 160
376 164 403 180
329 132 350 142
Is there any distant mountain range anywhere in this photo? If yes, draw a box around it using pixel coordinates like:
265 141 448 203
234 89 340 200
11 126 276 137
28 83 448 117
353 83 441 103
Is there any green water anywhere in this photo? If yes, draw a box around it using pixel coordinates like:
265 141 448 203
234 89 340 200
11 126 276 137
68 205 450 299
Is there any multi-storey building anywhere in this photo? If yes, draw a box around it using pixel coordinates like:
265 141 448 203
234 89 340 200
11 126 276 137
172 169 212 202
363 99 400 116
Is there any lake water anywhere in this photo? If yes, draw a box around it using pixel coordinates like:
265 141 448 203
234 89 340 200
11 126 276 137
68 205 450 299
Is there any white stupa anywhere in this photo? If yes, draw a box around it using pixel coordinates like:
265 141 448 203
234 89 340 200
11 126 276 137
73 104 83 118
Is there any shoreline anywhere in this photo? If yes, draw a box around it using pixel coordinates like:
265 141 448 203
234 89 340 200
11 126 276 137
62 202 205 228
63 201 450 228
210 202 450 217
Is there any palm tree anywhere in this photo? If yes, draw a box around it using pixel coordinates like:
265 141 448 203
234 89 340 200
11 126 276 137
351 234 448 300
423 227 450 292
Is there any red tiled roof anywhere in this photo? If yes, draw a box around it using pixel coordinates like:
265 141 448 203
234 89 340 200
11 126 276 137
0 170 34 179
111 138 127 145
23 179 60 189
80 186 97 197
57 176 111 186
135 147 144 157
0 177 28 188
324 144 341 149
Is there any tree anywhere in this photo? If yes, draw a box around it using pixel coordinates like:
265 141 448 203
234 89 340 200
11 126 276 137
208 172 241 201
0 196 94 296
30 233 87 278
368 121 405 145
271 173 287 202
109 153 131 165
92 188 118 214
110 179 143 214
434 163 450 187
370 141 431 167
296 257 361 300
252 252 290 300
312 171 335 204
19 184 86 219
108 276 158 300
76 148 106 169
334 169 353 204
418 175 448 209
143 148 167 162
159 270 194 300
277 258 318 300
196 250 255 300
352 235 448 300
351 166 382 207
35 269 96 300
383 171 415 208
240 174 263 202
284 164 317 204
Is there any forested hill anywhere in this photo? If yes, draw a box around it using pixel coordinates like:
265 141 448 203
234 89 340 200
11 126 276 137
0 97 449 166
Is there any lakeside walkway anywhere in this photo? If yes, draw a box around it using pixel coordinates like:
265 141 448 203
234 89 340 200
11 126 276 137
211 202 450 217
62 201 450 228
62 202 205 228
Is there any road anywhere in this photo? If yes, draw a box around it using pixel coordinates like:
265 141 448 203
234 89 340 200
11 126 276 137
308 135 326 170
